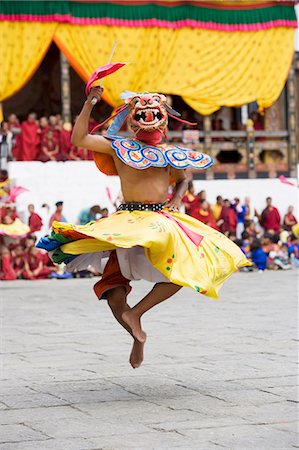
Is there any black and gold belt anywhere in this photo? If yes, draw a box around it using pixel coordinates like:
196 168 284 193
117 202 164 212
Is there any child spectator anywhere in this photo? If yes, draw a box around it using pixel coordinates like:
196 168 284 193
241 231 251 257
250 239 267 271
269 243 292 270
78 205 102 225
100 208 109 219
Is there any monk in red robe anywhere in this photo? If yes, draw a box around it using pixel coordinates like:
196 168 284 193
0 246 16 280
11 243 25 279
182 181 199 215
283 205 297 232
38 130 59 162
59 123 72 161
217 199 237 235
22 246 53 280
260 197 281 233
28 204 43 233
19 113 39 161
7 114 22 160
189 199 218 229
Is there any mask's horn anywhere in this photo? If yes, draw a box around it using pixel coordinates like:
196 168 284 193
164 103 181 117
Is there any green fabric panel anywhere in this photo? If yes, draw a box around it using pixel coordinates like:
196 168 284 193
50 231 72 244
0 1 296 25
51 247 73 264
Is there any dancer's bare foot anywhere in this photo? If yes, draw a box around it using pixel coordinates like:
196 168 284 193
122 311 147 343
129 340 144 369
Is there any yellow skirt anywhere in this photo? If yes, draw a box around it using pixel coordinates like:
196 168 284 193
39 209 249 299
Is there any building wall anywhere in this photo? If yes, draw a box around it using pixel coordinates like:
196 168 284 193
8 161 298 225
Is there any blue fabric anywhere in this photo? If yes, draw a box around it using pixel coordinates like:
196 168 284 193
36 236 61 251
237 205 246 224
107 108 129 136
251 248 267 271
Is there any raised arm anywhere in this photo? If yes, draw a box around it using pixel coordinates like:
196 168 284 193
71 87 112 155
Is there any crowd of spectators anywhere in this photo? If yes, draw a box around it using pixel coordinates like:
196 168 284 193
0 107 265 168
182 182 299 272
0 169 111 280
0 113 99 165
0 168 298 280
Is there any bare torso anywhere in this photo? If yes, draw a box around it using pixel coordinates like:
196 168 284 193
112 155 170 203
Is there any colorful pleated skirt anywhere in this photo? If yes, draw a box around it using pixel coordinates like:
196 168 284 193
37 209 249 299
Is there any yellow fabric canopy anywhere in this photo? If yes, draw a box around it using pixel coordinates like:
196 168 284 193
54 24 294 114
0 21 295 118
0 21 57 102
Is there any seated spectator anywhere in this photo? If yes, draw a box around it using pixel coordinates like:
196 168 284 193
10 243 25 279
244 221 258 239
0 245 16 280
261 233 280 269
38 130 59 162
38 117 50 141
260 197 281 234
250 239 267 271
283 206 297 231
78 205 102 225
28 204 43 233
69 145 93 161
0 203 18 223
241 231 251 257
48 115 60 141
23 245 54 280
100 208 109 219
269 243 291 270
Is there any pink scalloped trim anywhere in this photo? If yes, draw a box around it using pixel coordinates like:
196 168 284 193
0 15 297 30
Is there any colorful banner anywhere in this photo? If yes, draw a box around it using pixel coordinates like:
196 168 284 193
0 1 296 116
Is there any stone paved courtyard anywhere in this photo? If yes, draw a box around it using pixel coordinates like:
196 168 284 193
1 271 298 449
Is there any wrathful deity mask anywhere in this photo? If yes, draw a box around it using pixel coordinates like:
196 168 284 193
125 93 168 134
91 91 196 138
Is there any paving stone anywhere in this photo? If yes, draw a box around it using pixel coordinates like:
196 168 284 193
1 271 297 448
0 423 49 444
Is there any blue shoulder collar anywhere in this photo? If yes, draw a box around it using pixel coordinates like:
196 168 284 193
111 138 213 170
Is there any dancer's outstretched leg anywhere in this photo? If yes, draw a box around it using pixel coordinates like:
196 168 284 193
107 287 144 368
122 282 181 343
